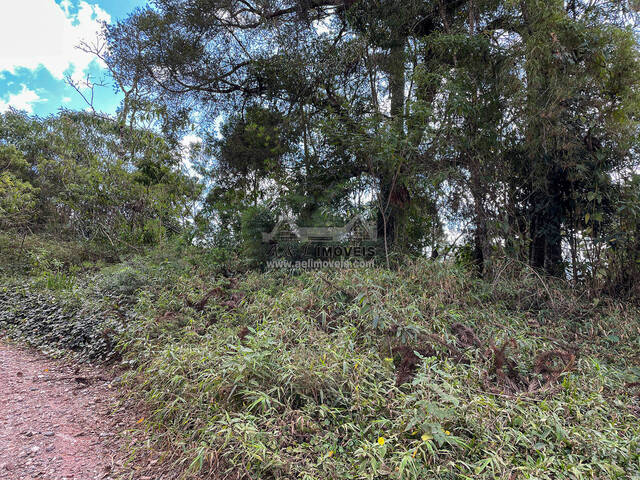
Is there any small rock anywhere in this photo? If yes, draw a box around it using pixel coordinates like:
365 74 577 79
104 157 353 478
31 446 40 454
43 431 54 437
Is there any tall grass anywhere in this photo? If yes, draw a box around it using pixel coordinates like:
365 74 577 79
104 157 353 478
109 255 640 479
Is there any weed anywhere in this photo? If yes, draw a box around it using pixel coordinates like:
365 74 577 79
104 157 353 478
111 256 640 479
3 248 640 479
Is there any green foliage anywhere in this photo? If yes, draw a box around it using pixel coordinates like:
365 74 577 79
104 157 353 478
40 270 76 291
102 0 640 280
217 106 294 178
72 251 636 480
0 233 102 278
0 145 37 231
0 285 120 360
1 236 639 477
97 265 149 297
602 174 640 296
239 205 276 266
0 110 200 254
1 1 639 477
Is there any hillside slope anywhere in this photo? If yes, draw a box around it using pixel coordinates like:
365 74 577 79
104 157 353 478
2 247 640 479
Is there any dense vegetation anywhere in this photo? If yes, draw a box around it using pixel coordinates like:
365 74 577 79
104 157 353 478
112 256 640 479
0 110 200 259
2 243 639 478
97 0 640 289
1 0 640 479
2 1 640 289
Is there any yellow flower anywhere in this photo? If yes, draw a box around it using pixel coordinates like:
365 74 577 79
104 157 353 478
137 417 145 424
378 437 385 446
412 449 418 458
328 451 334 458
421 433 432 442
445 430 451 436
384 357 393 362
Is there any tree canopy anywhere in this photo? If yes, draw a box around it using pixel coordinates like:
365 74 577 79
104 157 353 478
1 0 638 290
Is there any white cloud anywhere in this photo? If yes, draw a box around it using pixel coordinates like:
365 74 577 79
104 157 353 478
0 0 111 80
0 85 45 113
62 96 72 103
60 0 72 14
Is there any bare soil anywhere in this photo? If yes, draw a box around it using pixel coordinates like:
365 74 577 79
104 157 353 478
0 341 130 480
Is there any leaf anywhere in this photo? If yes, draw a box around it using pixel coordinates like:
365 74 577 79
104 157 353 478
474 458 492 474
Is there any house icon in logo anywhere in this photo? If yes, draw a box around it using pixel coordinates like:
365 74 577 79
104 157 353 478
262 214 377 243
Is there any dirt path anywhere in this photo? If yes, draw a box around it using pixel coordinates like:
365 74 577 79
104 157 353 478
0 341 130 480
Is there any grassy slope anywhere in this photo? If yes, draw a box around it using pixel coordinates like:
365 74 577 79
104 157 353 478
111 250 639 480
2 241 639 479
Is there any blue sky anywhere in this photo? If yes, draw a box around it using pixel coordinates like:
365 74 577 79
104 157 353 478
0 0 147 117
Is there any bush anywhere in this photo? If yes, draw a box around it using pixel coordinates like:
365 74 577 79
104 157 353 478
98 265 149 296
115 259 640 479
0 285 120 361
240 206 276 266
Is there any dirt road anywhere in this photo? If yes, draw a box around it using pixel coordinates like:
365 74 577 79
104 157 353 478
0 341 127 480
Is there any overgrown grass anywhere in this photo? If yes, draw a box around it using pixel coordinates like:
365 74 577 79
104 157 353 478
1 239 639 478
108 254 640 479
0 232 105 276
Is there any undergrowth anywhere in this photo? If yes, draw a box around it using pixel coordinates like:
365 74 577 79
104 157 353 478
1 241 639 478
0 284 121 360
113 254 640 479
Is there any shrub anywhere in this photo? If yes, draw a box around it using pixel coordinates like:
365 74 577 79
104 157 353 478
0 286 120 361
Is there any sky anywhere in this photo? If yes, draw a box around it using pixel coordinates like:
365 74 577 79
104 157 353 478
0 0 147 117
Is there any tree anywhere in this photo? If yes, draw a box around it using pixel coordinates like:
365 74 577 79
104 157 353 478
514 0 640 276
101 0 639 277
104 0 471 253
0 110 201 250
0 144 37 233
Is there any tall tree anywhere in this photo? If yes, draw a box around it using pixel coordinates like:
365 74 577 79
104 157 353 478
104 0 470 252
515 0 640 275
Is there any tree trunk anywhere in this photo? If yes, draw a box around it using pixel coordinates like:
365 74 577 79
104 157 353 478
545 167 564 277
472 201 491 276
469 158 491 275
529 169 565 277
377 38 408 252
530 191 547 270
